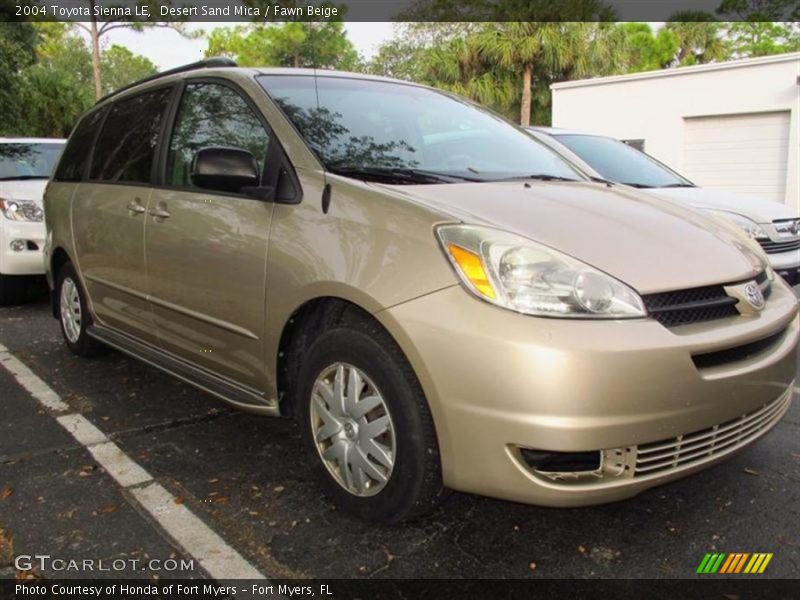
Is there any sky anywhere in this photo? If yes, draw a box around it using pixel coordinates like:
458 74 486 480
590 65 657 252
96 22 398 70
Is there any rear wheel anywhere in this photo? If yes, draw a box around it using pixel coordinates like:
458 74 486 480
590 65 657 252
0 274 27 306
297 322 445 522
56 262 105 357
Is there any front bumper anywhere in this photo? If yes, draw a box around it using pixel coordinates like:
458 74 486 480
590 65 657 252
379 279 798 507
0 219 46 276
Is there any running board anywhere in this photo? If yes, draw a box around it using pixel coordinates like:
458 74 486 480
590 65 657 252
87 324 280 417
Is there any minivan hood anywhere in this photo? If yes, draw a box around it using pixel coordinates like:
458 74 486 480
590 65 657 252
388 181 765 294
0 179 48 205
647 187 794 223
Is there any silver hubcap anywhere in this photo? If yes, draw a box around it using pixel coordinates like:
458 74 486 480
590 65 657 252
310 363 396 497
60 277 82 344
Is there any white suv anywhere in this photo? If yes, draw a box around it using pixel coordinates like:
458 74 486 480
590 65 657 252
0 138 65 304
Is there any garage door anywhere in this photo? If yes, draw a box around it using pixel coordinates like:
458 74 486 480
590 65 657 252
682 111 790 203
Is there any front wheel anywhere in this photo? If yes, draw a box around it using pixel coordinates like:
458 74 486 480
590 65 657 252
56 262 106 357
297 324 445 522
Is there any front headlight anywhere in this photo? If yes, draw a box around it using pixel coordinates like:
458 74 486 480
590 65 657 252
0 198 44 222
704 209 767 240
436 224 646 319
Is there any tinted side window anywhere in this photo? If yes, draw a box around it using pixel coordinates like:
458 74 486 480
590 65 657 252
53 108 105 182
90 88 172 184
166 83 270 187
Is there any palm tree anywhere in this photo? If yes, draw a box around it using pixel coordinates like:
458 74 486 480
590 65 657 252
418 36 517 117
474 23 571 126
666 14 730 65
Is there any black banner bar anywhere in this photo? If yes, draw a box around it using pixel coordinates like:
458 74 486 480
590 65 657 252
4 0 799 23
3 578 800 600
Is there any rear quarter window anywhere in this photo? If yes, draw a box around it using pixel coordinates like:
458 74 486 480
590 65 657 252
89 87 173 185
53 108 106 182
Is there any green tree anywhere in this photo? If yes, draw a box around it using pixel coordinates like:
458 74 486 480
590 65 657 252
206 22 360 70
368 38 427 81
18 31 94 137
419 35 517 112
617 23 680 71
665 14 730 65
0 11 38 135
72 0 192 100
724 21 799 56
100 44 157 95
11 24 159 137
474 23 584 126
367 23 480 81
370 21 631 125
717 0 800 56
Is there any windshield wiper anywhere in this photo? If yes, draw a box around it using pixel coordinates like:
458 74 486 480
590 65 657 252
328 166 480 184
619 182 655 188
0 175 49 181
491 174 581 183
659 183 695 188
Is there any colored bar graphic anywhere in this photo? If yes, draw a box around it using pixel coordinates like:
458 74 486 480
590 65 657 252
734 553 749 573
758 554 773 573
719 554 736 573
745 554 760 573
711 553 726 573
701 552 773 574
697 554 713 574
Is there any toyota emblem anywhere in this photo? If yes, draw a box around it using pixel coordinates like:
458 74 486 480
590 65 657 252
744 282 765 310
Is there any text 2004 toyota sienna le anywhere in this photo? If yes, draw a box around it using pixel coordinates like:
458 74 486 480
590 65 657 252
44 61 797 522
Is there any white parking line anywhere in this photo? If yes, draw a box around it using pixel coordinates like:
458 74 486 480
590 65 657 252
0 342 265 581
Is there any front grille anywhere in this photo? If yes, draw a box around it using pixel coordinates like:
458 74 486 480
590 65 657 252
758 238 800 254
634 390 791 477
643 285 739 327
643 272 770 328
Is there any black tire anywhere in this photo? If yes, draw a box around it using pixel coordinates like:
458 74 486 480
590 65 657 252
297 321 446 522
0 274 27 306
55 262 106 357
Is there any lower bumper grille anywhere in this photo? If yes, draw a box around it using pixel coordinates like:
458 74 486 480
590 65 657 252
634 389 791 477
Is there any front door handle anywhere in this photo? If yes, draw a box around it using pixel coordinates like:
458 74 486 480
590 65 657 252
127 199 146 216
148 203 171 222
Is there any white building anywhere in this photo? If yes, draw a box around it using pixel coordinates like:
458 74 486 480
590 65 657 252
551 52 800 211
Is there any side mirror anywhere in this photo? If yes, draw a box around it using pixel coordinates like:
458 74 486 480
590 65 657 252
191 147 260 193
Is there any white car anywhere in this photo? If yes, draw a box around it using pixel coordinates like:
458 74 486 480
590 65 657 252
0 138 65 304
527 127 800 286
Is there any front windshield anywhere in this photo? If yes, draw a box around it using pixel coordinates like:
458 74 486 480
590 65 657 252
0 143 64 180
259 75 582 184
553 134 692 188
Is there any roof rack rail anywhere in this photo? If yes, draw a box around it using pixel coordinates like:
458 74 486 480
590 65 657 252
96 57 238 105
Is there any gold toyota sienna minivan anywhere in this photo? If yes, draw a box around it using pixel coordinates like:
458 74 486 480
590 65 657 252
44 59 798 522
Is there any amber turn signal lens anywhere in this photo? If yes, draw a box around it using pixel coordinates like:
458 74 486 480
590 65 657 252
447 244 496 299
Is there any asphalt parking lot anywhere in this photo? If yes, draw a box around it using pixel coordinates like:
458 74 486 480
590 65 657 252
1 295 799 581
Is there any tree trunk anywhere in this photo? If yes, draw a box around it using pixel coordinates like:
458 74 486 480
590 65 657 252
293 48 300 68
90 1 102 101
520 63 533 127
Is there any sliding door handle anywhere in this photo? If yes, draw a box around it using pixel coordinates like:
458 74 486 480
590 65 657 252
148 202 171 222
127 199 146 215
